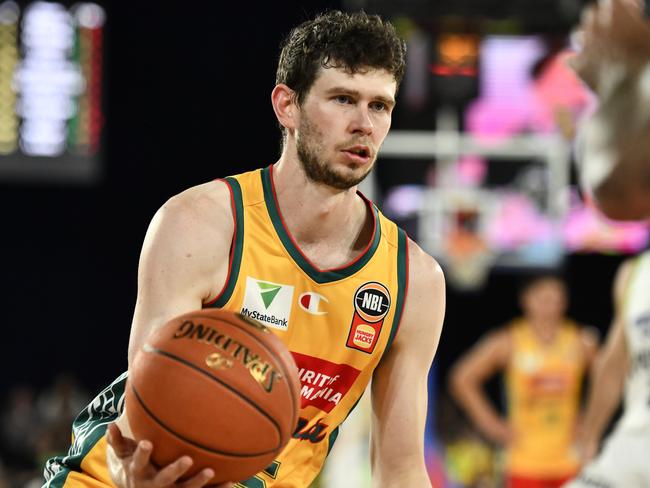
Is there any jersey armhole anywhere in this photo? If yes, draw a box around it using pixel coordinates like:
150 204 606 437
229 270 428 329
382 227 409 356
205 177 244 308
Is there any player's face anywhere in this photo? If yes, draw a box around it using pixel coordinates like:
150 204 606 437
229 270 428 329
295 67 396 190
521 279 568 323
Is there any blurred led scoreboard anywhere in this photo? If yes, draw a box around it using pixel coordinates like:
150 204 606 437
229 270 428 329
0 1 104 182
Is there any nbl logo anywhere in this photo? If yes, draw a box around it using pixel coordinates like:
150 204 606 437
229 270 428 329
346 282 392 354
354 282 390 323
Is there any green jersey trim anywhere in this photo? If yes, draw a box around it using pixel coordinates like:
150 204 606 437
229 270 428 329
43 372 127 487
384 228 409 353
260 166 381 284
208 177 244 308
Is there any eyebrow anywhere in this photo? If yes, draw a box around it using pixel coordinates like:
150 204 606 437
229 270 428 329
325 87 395 107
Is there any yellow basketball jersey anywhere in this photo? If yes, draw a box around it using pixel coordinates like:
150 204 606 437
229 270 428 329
208 166 408 488
505 319 584 478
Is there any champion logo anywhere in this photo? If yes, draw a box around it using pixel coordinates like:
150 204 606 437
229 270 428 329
299 292 329 316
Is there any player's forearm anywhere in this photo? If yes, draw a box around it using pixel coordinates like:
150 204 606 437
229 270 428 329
582 357 626 441
450 374 504 438
371 457 431 488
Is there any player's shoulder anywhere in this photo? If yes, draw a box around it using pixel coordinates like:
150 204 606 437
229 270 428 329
480 324 514 354
390 237 445 355
397 238 445 341
142 180 234 257
577 324 600 358
157 180 233 233
613 253 644 301
618 251 649 278
405 237 445 290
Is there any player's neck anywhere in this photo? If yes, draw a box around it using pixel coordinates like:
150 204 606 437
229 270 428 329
271 158 371 260
528 317 562 343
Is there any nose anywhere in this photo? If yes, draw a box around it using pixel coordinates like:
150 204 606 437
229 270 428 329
350 106 373 136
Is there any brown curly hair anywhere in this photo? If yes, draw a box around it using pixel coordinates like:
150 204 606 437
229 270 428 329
276 10 407 106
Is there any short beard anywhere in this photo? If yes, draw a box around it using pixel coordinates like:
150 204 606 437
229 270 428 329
296 115 372 190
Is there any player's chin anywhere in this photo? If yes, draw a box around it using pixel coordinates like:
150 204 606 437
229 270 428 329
342 166 373 186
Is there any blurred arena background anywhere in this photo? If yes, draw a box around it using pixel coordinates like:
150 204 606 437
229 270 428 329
0 0 646 486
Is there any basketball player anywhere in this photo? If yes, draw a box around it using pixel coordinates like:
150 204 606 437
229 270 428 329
571 0 650 221
562 254 650 487
43 10 445 488
449 275 598 488
560 3 650 486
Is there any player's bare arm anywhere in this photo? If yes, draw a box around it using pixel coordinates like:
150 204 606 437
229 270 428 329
107 180 235 488
449 327 513 445
578 327 600 368
369 241 445 487
575 259 633 462
572 0 650 220
573 326 600 435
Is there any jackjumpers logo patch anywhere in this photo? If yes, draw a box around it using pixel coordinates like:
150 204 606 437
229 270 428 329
346 282 391 354
240 277 294 331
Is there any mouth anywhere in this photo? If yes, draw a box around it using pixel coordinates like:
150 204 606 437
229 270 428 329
341 145 372 164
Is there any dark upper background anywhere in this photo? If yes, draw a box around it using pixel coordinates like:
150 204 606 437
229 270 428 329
0 0 627 396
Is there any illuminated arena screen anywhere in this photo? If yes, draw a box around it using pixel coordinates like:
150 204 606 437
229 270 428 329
0 1 105 183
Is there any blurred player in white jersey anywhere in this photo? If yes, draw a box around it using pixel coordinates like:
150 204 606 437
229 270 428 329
564 252 650 487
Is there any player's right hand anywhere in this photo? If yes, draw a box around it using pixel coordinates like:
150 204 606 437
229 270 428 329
576 438 599 464
481 417 514 447
106 423 232 488
573 427 600 465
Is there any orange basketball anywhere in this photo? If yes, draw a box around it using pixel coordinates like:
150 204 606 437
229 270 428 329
124 309 301 484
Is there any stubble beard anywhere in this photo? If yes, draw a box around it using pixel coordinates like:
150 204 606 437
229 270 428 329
296 115 373 191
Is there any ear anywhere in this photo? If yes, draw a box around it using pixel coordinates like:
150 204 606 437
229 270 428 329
271 84 298 132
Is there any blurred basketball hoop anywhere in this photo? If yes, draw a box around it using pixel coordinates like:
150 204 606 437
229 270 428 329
445 207 495 290
418 187 497 291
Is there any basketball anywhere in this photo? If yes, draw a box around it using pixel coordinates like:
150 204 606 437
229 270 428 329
124 308 301 484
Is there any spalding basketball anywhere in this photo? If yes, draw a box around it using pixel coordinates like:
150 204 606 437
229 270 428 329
124 308 301 484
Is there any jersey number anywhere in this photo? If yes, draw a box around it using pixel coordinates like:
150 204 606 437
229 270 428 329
234 461 280 488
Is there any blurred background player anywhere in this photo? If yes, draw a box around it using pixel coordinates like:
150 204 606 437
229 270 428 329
563 0 650 486
564 251 650 487
571 0 650 221
450 274 598 488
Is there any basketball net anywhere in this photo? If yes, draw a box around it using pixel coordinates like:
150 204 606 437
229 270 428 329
444 227 494 291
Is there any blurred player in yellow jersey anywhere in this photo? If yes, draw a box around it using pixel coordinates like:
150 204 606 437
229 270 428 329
450 275 598 488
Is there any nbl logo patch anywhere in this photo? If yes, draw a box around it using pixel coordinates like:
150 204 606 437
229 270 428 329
346 282 391 354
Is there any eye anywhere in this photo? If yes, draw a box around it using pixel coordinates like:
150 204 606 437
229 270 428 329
334 95 352 104
370 101 387 112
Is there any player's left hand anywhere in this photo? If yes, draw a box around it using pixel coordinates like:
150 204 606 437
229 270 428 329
107 423 234 488
570 0 650 93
